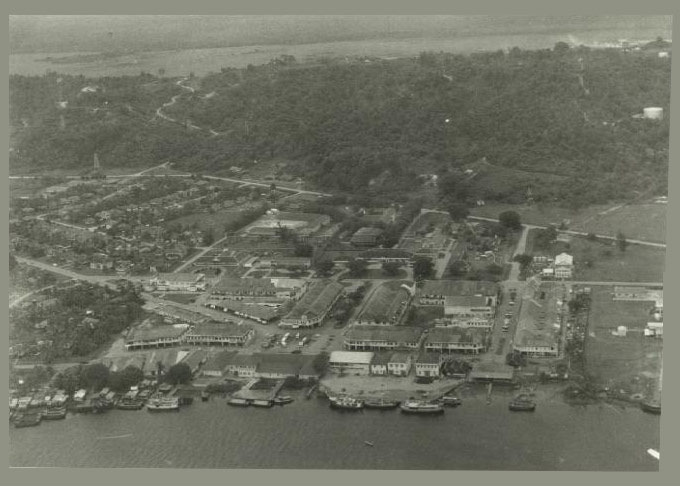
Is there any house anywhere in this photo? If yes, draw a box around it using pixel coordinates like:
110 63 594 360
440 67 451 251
124 325 189 351
418 280 499 307
353 283 412 326
387 352 412 376
151 273 206 292
255 357 302 379
200 351 237 377
204 300 279 324
270 278 309 300
370 353 391 375
553 253 574 279
211 278 277 299
224 354 260 378
415 353 443 378
433 316 493 329
350 227 384 247
424 328 487 354
444 295 495 319
279 280 344 328
184 321 254 347
343 325 424 351
329 351 374 375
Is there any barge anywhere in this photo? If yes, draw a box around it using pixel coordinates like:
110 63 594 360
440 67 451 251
399 400 444 415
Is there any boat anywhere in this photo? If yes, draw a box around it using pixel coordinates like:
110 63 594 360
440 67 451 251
228 398 251 407
364 441 374 447
329 396 364 410
364 398 400 410
146 396 180 412
116 398 145 410
509 396 536 412
399 400 444 415
273 396 294 405
14 412 42 428
41 406 67 420
641 399 661 415
251 399 274 408
439 396 462 407
201 391 210 402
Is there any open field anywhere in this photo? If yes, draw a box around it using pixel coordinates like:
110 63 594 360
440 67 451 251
584 286 662 391
525 230 665 282
471 202 666 243
163 209 248 234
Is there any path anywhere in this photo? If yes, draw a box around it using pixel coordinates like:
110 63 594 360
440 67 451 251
172 234 231 273
10 285 55 309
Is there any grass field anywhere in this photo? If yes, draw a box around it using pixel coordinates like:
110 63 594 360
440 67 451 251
162 293 198 305
525 230 665 282
164 209 248 234
584 286 662 391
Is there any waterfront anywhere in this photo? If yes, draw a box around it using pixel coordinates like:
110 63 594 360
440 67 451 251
9 387 660 470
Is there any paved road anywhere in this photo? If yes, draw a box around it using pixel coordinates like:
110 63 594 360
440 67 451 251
173 234 231 273
468 216 666 248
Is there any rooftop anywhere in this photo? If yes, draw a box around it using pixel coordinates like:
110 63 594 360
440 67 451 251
345 325 424 343
330 351 375 365
444 295 490 308
125 325 188 343
425 327 484 345
206 300 280 321
416 353 443 365
201 351 238 373
515 286 561 348
213 277 276 294
154 272 203 283
187 321 254 338
419 280 499 298
284 280 344 320
357 282 411 323
389 352 411 364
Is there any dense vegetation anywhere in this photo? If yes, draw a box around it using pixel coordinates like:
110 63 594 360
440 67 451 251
9 44 670 207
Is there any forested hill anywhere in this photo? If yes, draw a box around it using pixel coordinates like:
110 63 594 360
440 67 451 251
9 44 670 207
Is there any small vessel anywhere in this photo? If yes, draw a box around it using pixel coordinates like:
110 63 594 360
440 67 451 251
364 441 374 447
116 398 145 410
228 398 251 407
14 411 42 428
41 406 67 420
364 398 400 410
439 396 462 407
399 400 444 415
329 396 364 410
641 399 661 415
509 395 536 412
273 396 294 405
647 449 660 461
251 399 274 408
146 396 180 412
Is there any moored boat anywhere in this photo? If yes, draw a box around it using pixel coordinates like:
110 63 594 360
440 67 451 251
228 398 251 407
399 400 444 415
251 399 274 408
116 398 145 410
364 398 400 410
509 395 536 411
146 396 180 412
329 396 364 410
41 406 67 420
273 396 294 405
641 399 661 415
14 411 42 428
439 396 462 407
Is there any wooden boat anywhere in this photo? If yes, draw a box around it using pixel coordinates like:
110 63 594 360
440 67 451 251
399 400 444 415
273 396 294 405
509 396 536 412
41 406 67 420
439 396 462 407
14 412 42 428
329 396 364 410
228 398 251 407
146 397 180 412
116 398 145 410
364 398 400 410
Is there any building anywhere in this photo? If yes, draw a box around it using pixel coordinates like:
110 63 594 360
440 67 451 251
350 227 384 247
151 273 206 292
211 278 277 299
512 287 561 357
343 325 424 351
279 280 344 328
224 354 259 378
387 352 412 376
553 253 574 279
353 283 412 326
418 280 499 307
424 328 487 354
329 351 374 375
433 316 493 329
444 295 495 319
370 353 391 375
255 355 303 379
415 353 443 378
200 351 238 377
270 278 309 300
357 248 414 265
204 300 279 324
244 212 331 238
184 321 254 347
124 325 189 350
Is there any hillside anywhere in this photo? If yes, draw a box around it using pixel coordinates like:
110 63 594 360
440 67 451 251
9 44 670 206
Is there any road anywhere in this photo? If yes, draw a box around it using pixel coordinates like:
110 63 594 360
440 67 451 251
468 216 666 248
172 234 231 273
10 285 55 309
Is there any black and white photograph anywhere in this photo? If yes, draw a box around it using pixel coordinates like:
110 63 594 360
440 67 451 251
7 14 669 470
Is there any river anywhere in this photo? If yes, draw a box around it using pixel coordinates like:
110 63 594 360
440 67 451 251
9 386 660 470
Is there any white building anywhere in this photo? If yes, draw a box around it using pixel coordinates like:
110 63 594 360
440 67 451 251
554 253 573 279
329 351 374 375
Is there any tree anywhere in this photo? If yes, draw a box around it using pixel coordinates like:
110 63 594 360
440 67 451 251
616 231 628 252
83 363 110 391
348 258 368 278
486 263 504 276
513 254 534 271
112 365 144 391
202 228 215 246
312 352 330 374
413 256 435 281
294 242 313 257
9 253 18 272
382 261 401 276
314 258 335 276
163 362 193 385
499 211 522 231
448 260 468 277
586 233 597 242
447 202 470 222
